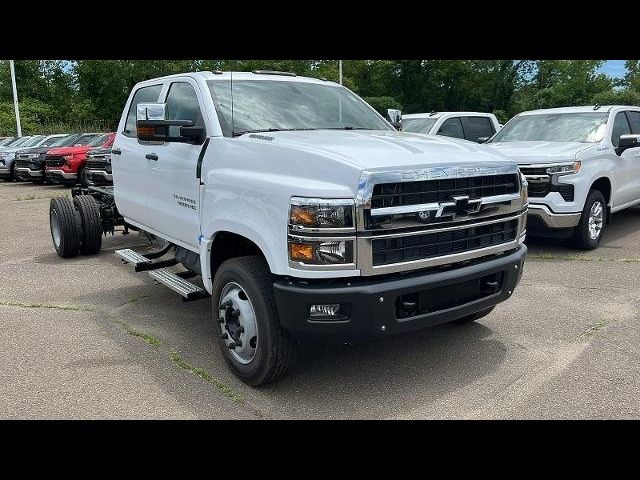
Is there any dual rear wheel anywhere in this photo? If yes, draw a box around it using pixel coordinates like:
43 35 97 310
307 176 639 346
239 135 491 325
50 195 102 258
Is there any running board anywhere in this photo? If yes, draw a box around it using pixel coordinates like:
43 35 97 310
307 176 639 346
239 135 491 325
114 248 177 272
149 268 208 301
115 248 151 267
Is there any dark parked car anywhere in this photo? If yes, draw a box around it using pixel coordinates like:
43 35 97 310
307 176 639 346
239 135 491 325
14 133 100 183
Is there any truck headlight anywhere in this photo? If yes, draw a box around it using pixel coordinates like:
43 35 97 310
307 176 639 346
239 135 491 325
520 173 528 205
289 237 354 265
546 161 581 175
289 197 355 231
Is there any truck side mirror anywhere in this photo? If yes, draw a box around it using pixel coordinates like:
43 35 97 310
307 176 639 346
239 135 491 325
387 108 402 131
477 136 491 144
136 102 205 145
615 134 640 156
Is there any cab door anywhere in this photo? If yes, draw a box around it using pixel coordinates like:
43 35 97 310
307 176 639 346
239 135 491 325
111 83 164 226
145 80 208 249
625 110 640 203
611 111 640 207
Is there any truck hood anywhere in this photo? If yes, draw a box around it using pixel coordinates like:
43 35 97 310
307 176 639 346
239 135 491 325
486 141 594 164
47 146 91 156
238 130 513 170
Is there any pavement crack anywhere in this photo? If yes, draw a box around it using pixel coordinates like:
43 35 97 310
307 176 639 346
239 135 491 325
0 300 94 312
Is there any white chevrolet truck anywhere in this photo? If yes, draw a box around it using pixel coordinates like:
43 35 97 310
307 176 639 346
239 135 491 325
48 71 528 386
487 106 640 249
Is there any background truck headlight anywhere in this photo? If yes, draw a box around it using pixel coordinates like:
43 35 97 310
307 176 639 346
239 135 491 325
546 161 581 175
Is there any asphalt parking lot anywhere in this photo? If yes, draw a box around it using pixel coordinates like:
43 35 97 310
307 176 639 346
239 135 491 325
1 180 639 419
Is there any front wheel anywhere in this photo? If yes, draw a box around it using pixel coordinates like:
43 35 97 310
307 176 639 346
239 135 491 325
572 190 606 250
212 256 296 386
78 166 89 188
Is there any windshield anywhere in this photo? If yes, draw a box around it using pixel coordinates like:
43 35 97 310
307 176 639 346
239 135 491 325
22 135 47 147
87 133 111 147
491 112 609 143
0 137 15 146
41 135 67 147
401 117 438 133
207 79 391 137
74 133 100 145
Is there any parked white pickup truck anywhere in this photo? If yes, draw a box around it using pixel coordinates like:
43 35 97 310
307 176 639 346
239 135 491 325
486 105 640 249
402 112 501 142
48 71 528 385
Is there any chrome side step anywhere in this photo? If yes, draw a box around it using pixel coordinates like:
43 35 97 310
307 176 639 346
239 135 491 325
149 268 208 301
115 248 151 266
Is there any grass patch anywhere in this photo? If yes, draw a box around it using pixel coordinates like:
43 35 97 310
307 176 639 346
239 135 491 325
529 252 597 262
117 321 162 347
579 318 609 339
0 300 91 311
170 351 244 403
620 258 640 263
15 194 37 201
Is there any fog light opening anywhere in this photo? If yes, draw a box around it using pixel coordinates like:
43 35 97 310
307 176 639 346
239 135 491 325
308 303 350 322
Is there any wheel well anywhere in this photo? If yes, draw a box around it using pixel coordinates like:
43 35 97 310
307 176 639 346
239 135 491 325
590 177 611 205
210 232 266 277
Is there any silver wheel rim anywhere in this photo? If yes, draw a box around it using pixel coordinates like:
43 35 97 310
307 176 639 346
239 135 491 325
588 200 604 240
51 209 61 247
218 282 258 365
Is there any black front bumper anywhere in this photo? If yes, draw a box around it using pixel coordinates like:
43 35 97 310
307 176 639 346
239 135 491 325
273 244 527 342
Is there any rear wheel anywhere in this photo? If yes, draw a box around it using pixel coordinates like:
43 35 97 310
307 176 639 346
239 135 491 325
212 256 296 386
50 197 81 258
73 195 102 255
572 190 606 250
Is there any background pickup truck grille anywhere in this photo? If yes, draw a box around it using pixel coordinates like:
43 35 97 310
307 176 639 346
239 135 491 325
14 159 30 169
371 219 518 266
86 159 111 171
46 156 65 167
519 167 546 176
526 181 574 201
371 174 519 209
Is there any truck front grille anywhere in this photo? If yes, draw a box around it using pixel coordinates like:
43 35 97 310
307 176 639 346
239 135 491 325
46 156 65 167
371 219 518 266
371 174 519 209
86 159 111 173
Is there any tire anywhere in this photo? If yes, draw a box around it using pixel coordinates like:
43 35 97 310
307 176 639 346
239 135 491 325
73 195 102 255
454 306 495 325
79 166 89 188
212 256 296 386
572 189 606 250
50 197 81 258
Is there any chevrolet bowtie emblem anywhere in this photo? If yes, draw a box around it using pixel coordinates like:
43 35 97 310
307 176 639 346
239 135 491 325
435 195 482 218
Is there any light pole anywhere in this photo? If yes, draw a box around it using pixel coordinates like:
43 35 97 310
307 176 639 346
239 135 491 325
339 60 343 85
9 60 22 137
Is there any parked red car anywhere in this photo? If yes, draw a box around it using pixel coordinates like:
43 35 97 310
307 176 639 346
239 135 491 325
45 132 115 186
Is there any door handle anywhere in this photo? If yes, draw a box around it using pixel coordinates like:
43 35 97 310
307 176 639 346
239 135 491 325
112 148 121 155
145 153 158 161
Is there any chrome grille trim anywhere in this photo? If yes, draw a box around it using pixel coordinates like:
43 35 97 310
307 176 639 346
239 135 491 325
355 163 522 232
356 211 526 275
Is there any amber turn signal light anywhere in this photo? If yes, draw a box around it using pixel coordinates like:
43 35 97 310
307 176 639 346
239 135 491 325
290 206 316 226
290 243 314 261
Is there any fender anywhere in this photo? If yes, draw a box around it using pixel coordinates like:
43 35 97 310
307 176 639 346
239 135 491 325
199 219 279 295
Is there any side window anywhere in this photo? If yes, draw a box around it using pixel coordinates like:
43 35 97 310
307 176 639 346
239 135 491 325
460 116 495 142
437 117 464 139
124 84 163 137
611 112 632 147
165 82 204 129
626 111 640 134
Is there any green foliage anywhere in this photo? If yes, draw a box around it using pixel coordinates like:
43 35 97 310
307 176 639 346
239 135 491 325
363 96 401 115
0 60 637 134
592 88 640 107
